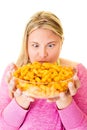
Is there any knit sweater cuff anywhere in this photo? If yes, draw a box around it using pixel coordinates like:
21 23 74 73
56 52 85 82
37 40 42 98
58 99 86 129
3 98 28 127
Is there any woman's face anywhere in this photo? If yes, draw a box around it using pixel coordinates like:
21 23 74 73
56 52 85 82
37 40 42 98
28 28 62 63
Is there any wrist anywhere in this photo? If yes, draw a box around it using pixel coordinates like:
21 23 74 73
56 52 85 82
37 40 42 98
56 96 72 109
15 97 31 110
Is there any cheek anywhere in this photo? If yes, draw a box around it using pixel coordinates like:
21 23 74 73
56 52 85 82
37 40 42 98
28 47 38 62
51 51 60 58
28 49 34 57
52 48 61 57
50 48 61 61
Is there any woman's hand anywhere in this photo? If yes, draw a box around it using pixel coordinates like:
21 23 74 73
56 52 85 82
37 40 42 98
14 89 35 109
6 63 35 109
47 74 80 109
6 63 18 98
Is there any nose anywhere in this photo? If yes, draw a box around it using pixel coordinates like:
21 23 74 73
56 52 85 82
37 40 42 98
39 47 48 58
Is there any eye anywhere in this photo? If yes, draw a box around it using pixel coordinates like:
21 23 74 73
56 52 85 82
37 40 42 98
32 43 39 48
48 43 55 48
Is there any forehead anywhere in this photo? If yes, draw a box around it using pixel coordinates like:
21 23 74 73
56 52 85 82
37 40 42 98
28 28 61 42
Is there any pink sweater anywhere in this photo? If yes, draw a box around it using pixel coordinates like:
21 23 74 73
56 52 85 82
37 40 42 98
0 63 87 130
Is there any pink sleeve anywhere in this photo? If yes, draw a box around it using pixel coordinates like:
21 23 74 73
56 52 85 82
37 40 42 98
58 99 87 130
0 64 28 129
0 64 11 113
74 64 87 114
2 99 28 127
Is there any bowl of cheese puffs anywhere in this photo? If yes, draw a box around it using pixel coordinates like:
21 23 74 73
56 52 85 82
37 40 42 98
13 62 75 99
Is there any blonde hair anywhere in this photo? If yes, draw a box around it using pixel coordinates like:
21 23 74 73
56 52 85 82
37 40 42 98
16 11 64 67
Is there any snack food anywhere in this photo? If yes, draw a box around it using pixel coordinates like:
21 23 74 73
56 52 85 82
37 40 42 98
13 62 75 98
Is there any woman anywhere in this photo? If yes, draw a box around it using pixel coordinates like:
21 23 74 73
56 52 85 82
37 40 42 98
0 11 87 130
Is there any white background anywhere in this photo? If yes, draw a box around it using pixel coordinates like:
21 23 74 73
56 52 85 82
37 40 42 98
0 0 87 80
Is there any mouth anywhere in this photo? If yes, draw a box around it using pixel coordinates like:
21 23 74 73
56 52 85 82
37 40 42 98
36 61 49 63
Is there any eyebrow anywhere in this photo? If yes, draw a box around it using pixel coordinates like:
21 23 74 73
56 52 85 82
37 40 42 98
29 41 39 44
47 41 57 44
29 41 58 44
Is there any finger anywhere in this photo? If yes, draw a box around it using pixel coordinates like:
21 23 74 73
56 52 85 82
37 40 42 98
59 92 66 99
68 82 77 96
22 91 35 102
14 89 22 97
73 74 80 89
8 91 14 99
6 71 12 83
8 78 16 91
9 63 17 71
6 64 17 83
73 67 77 73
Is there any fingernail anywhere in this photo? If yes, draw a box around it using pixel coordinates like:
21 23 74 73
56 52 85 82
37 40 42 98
59 92 65 97
68 82 73 87
73 74 78 80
